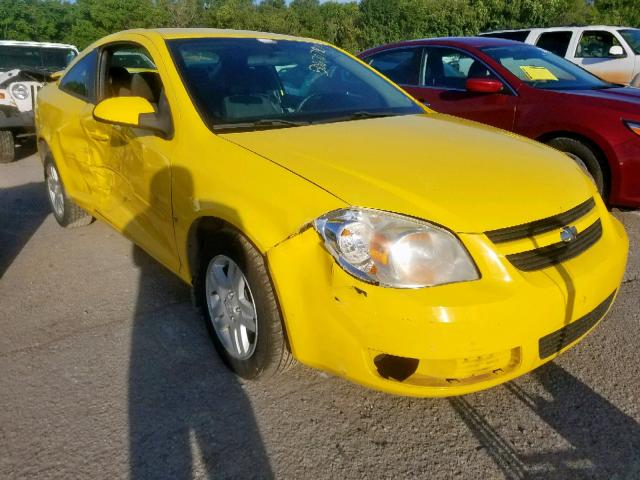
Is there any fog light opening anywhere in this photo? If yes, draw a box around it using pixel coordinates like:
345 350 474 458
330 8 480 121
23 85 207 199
374 354 419 382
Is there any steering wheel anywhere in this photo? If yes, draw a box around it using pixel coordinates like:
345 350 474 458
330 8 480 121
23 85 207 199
297 92 356 112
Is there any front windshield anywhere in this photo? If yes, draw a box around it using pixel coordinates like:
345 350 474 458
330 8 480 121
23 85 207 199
620 29 640 54
167 38 422 131
481 44 612 90
0 46 77 72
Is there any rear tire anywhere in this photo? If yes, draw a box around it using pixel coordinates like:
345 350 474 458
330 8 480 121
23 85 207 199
44 158 93 228
194 228 294 380
0 130 15 163
547 137 607 199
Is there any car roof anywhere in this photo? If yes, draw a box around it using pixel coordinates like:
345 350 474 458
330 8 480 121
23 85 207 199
359 37 522 56
116 28 322 44
481 25 636 34
0 40 78 51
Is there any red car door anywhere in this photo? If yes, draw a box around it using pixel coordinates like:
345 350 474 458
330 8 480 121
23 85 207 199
403 46 518 131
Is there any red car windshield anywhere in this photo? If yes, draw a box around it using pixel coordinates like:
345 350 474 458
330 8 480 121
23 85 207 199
481 44 613 91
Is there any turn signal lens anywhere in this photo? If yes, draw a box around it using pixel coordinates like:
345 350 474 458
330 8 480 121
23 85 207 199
624 120 640 136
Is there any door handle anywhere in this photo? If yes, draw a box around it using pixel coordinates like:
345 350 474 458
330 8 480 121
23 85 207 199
419 99 431 107
87 131 110 142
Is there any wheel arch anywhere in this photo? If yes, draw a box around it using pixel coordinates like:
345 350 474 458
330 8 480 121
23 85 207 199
37 137 52 167
186 214 294 353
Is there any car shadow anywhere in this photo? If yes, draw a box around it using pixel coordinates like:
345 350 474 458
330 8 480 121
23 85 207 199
126 167 273 479
451 362 640 479
0 181 49 278
451 213 638 479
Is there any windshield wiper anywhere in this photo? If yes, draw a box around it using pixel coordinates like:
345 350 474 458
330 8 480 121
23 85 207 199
314 111 401 124
214 118 310 132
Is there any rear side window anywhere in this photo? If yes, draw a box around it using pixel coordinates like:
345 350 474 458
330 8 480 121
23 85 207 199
60 50 97 102
480 31 531 42
576 31 625 58
366 48 422 85
536 31 572 57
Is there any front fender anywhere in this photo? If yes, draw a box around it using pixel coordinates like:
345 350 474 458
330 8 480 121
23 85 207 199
171 134 346 284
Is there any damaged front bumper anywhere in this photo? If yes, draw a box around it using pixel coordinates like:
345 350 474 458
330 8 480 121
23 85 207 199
266 206 628 397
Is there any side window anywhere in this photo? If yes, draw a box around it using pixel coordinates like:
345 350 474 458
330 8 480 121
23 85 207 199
423 48 495 89
60 50 98 101
576 31 625 58
536 31 572 57
366 48 422 85
103 44 162 105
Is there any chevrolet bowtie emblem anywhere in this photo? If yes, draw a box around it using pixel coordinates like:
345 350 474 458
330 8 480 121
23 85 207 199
560 226 578 243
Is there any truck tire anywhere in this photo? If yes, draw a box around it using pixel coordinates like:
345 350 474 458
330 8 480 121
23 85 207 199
0 130 15 163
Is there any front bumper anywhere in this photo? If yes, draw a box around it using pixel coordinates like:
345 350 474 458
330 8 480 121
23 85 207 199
267 201 628 397
611 136 640 207
0 110 35 133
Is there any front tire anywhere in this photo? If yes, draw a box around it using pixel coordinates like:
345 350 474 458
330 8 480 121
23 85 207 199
195 229 294 379
547 137 607 199
45 158 93 228
0 130 15 163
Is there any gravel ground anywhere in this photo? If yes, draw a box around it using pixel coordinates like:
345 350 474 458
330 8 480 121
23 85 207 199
1 153 639 480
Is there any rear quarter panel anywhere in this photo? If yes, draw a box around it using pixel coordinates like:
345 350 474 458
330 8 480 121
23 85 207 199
37 82 96 209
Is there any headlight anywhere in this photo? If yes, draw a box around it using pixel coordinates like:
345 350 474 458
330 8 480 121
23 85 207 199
11 84 29 101
624 120 640 136
313 208 479 288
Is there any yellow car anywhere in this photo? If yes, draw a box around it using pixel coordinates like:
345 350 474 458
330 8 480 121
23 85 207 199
36 29 628 397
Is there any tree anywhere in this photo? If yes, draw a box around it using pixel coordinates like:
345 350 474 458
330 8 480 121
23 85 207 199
0 0 635 54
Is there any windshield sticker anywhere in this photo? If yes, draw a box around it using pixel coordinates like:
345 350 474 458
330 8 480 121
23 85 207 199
309 45 329 76
519 65 558 81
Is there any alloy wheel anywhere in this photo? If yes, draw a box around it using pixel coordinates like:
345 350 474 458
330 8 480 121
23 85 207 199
205 255 258 360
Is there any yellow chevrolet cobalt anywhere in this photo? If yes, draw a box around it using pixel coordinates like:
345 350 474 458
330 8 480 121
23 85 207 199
36 29 628 397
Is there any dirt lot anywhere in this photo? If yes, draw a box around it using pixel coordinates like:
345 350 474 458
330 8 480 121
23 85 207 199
1 153 639 480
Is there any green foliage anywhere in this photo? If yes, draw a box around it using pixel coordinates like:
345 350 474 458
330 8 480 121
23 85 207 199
0 0 637 52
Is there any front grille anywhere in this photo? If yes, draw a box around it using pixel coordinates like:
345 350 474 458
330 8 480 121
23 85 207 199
485 198 595 243
539 291 615 359
506 219 602 271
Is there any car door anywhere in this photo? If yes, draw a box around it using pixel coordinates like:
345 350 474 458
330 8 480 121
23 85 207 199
570 30 636 84
55 49 115 208
94 40 179 272
408 46 518 131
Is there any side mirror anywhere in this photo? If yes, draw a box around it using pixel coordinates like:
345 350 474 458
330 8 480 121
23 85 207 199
93 96 168 136
609 45 625 57
49 70 64 82
466 78 504 94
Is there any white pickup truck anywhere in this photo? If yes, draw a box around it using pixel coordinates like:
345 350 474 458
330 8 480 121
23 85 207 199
479 26 640 88
0 40 78 163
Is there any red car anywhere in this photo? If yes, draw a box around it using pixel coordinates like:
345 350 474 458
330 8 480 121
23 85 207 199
359 37 640 208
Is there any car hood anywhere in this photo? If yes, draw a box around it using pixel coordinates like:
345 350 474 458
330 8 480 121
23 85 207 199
565 86 640 111
221 113 594 233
